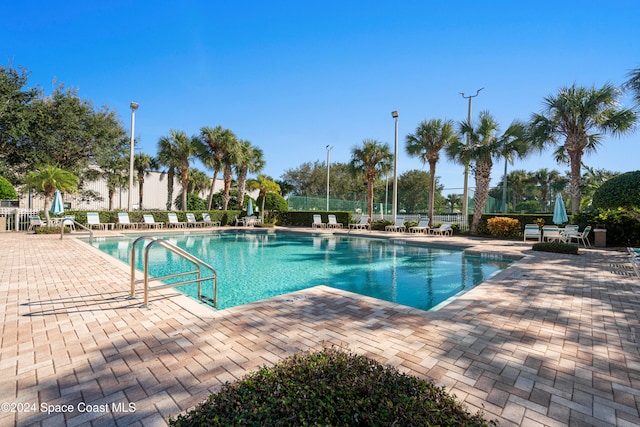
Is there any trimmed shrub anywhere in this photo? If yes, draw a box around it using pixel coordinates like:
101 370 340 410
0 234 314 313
532 242 579 255
0 176 17 200
487 217 521 238
34 226 71 235
169 347 496 427
592 171 640 209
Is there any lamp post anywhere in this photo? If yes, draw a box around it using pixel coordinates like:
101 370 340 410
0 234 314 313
391 110 399 222
127 102 139 212
459 88 483 224
326 145 332 211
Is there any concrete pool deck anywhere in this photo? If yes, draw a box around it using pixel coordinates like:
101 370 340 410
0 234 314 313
1 227 639 426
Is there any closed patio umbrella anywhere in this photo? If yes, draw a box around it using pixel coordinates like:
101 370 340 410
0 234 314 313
553 193 568 225
247 199 254 216
50 190 64 216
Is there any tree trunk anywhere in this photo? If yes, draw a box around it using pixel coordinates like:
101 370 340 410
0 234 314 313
138 175 144 210
166 169 175 211
237 167 247 209
222 164 233 211
367 173 374 221
181 175 188 211
567 148 583 214
428 160 437 227
206 168 220 210
470 160 492 234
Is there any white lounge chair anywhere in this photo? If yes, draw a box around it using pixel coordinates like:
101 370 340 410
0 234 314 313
542 225 566 243
143 214 164 229
28 216 46 232
409 218 430 234
349 215 370 230
202 213 221 227
167 213 187 228
430 222 453 236
312 214 326 228
117 212 138 229
186 213 206 227
327 215 343 229
568 225 592 247
86 212 113 230
523 224 541 242
385 216 405 232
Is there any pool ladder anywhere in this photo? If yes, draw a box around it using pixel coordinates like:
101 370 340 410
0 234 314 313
129 236 217 308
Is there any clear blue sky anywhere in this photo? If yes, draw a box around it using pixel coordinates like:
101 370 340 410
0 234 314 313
3 1 640 193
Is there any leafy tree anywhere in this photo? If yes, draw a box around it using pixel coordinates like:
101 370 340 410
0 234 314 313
158 130 199 211
281 161 365 198
349 140 392 220
405 119 459 226
0 176 17 199
25 165 78 223
235 140 264 210
592 170 640 209
580 166 618 209
529 84 637 214
134 153 158 210
396 170 443 215
200 126 237 210
249 175 281 223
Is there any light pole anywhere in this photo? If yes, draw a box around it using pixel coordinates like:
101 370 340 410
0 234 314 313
459 88 483 224
391 110 399 222
326 145 332 211
127 102 138 212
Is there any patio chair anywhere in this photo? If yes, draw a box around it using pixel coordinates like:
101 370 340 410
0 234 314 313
143 214 164 229
385 216 405 232
430 222 453 236
28 216 45 232
409 218 430 234
312 214 326 229
167 213 187 228
61 216 76 231
349 215 370 230
523 224 541 242
86 212 113 230
542 225 567 243
186 213 206 228
327 214 343 229
202 213 221 227
568 225 592 247
117 212 138 229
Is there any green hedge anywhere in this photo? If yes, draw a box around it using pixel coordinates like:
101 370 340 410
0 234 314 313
275 211 352 227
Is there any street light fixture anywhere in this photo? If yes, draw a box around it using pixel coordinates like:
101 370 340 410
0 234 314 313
391 110 399 222
459 88 483 225
326 145 332 211
127 101 139 212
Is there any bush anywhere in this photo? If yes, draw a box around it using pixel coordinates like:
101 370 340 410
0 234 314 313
573 207 640 246
487 217 521 238
34 226 71 235
170 347 496 427
371 219 393 231
532 242 579 255
0 176 17 200
592 171 640 209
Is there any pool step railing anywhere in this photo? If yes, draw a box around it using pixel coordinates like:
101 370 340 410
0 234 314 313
59 218 94 242
129 236 218 308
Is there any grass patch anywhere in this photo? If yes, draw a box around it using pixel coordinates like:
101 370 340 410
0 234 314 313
170 347 496 426
532 241 579 255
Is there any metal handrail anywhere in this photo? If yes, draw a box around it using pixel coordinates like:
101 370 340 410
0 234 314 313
129 236 217 308
60 218 94 242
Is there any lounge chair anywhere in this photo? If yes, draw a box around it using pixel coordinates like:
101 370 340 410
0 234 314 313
28 216 45 232
86 212 113 230
167 213 187 228
186 213 206 228
312 214 326 229
385 216 405 232
523 224 541 242
117 212 138 229
568 225 592 247
61 216 76 231
542 225 566 243
327 214 343 229
202 213 221 227
349 215 370 230
409 218 430 234
143 214 164 229
430 222 453 236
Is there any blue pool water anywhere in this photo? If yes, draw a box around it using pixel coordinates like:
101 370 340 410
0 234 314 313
88 230 512 311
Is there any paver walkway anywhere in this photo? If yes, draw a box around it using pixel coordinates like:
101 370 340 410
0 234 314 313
1 229 639 426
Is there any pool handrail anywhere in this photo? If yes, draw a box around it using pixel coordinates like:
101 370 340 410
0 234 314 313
59 217 94 242
129 235 217 308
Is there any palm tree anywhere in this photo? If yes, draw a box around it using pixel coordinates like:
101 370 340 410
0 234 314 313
25 165 78 224
496 122 529 213
624 65 640 105
133 153 158 210
349 139 393 221
445 193 462 213
157 130 199 211
529 84 636 213
157 138 178 211
200 126 237 210
235 140 265 210
405 119 459 226
248 175 280 223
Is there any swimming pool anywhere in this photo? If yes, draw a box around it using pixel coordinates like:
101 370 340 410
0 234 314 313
89 230 512 311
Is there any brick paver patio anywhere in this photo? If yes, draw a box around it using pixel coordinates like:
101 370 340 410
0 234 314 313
1 229 639 426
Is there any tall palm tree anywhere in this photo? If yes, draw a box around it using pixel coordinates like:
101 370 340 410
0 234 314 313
624 65 640 105
25 165 78 224
133 153 158 210
496 121 530 212
235 140 265 210
529 84 636 213
200 126 237 210
248 175 280 223
447 111 508 234
157 138 178 211
445 193 462 213
349 139 393 221
405 119 459 226
157 130 199 211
